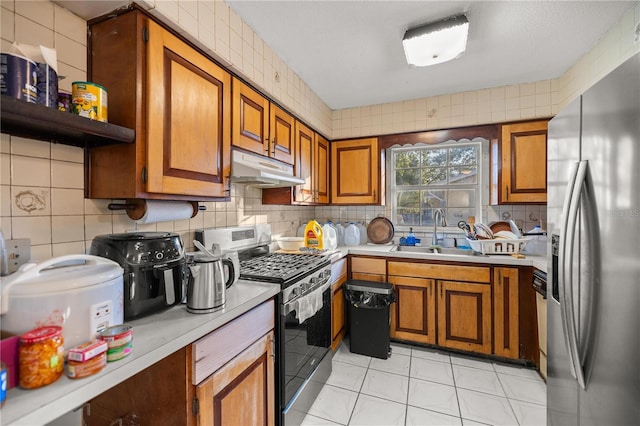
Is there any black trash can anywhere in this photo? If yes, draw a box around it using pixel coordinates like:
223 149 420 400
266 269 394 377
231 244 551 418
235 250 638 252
344 280 396 359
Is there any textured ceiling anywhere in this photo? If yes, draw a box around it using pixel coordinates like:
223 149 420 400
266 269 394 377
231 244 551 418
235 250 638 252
227 1 635 109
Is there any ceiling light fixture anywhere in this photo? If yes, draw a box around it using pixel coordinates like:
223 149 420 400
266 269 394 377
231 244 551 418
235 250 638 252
403 14 469 67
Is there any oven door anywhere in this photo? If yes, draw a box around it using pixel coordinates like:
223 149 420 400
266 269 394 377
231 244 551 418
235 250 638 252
280 287 332 424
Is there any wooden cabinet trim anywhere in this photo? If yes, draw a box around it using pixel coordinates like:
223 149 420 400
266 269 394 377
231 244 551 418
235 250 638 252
192 300 274 384
351 256 386 275
388 261 490 283
196 331 274 426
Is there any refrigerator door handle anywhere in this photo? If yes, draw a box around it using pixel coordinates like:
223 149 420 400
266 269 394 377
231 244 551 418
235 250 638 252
563 160 589 390
558 161 581 381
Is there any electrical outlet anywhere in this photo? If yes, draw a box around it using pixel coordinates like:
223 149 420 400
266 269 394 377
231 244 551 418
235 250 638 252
5 238 30 274
90 301 114 337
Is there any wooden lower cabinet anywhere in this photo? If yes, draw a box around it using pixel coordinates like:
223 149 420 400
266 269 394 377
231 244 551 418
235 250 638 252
493 267 520 358
331 258 348 350
84 348 194 425
195 331 275 426
350 256 386 282
437 281 492 354
388 275 436 344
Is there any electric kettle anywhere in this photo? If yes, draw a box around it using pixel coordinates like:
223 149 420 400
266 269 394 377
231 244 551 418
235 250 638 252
186 253 236 314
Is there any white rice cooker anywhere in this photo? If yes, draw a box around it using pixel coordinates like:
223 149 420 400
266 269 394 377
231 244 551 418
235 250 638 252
0 255 124 349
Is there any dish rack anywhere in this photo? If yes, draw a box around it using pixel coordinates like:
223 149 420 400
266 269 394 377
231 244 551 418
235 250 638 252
466 238 528 255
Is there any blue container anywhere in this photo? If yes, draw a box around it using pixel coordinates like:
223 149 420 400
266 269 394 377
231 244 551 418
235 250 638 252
0 53 37 103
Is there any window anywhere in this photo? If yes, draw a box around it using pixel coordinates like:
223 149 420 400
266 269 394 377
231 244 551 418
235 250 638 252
391 140 482 228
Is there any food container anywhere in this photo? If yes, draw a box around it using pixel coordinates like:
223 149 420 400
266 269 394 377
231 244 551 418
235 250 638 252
57 92 72 112
0 53 38 103
68 340 108 363
19 326 64 389
0 255 124 349
71 81 108 122
276 237 305 251
466 238 528 255
67 352 107 379
106 342 132 362
98 325 132 349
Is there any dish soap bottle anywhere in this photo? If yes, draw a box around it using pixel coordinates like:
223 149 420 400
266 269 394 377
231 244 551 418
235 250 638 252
406 227 416 246
304 220 324 249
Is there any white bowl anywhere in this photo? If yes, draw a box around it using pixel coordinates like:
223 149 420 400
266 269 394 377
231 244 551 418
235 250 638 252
277 237 305 251
494 230 518 239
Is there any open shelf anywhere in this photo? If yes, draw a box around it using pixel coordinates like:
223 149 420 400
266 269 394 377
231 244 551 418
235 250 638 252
0 95 135 148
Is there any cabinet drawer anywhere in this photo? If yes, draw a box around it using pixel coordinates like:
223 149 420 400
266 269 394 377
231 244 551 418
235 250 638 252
192 300 274 384
351 257 386 275
388 262 490 283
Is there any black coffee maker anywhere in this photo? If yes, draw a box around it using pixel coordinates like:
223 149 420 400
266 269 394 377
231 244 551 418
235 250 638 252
90 232 186 320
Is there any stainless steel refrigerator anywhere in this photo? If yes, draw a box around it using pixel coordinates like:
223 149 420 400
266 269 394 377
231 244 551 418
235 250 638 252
547 51 639 425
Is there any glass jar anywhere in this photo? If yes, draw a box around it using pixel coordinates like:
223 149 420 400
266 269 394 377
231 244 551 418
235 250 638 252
19 326 64 389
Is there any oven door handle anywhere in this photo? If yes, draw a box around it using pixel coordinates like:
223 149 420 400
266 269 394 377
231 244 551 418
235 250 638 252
282 278 331 316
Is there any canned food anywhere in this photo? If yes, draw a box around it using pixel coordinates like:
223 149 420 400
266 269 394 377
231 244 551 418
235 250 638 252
71 81 108 122
19 326 64 389
106 342 133 362
57 92 72 112
99 325 132 348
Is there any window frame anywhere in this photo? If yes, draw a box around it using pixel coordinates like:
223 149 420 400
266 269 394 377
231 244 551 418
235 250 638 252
388 138 487 232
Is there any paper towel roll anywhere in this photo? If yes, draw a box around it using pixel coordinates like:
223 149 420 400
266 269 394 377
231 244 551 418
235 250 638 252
127 200 197 224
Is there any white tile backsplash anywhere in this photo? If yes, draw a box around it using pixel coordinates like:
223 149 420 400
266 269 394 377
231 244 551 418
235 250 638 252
12 155 51 187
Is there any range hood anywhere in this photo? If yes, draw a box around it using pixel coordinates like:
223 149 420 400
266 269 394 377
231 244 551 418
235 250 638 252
230 150 305 188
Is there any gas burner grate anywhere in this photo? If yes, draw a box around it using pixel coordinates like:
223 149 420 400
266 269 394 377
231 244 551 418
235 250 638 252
239 252 329 285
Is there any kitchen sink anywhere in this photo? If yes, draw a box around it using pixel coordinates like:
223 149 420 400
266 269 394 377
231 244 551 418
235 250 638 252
393 245 484 256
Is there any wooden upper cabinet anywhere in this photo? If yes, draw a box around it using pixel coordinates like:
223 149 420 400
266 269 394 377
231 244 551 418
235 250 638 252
315 134 329 204
491 120 548 204
294 121 314 203
87 10 231 200
331 138 380 204
232 78 294 165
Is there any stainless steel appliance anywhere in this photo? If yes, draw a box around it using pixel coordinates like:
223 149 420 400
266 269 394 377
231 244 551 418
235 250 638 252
547 52 639 425
198 225 333 426
185 253 235 313
90 232 186 320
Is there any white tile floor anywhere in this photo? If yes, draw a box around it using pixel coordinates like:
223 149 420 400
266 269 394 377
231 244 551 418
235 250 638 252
302 341 546 426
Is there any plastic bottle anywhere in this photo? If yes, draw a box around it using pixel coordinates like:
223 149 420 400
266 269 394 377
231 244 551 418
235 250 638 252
297 223 306 238
304 220 324 249
335 222 345 246
357 222 368 245
406 227 416 246
322 222 337 250
344 222 360 246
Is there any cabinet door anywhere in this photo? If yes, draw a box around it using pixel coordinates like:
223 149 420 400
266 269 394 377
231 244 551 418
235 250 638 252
500 121 547 203
437 281 492 354
331 275 347 351
270 104 295 165
294 121 314 203
388 276 436 344
493 267 520 358
315 134 330 204
196 331 275 426
331 138 379 204
146 20 231 197
232 78 270 156
350 257 386 282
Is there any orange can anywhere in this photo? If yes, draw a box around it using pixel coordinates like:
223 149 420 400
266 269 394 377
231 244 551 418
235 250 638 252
72 81 108 122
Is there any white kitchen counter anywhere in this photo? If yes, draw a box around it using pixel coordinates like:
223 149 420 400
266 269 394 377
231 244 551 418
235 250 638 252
2 280 280 426
335 244 548 271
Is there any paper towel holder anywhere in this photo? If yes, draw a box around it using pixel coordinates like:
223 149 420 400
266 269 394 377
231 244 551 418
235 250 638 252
108 199 204 220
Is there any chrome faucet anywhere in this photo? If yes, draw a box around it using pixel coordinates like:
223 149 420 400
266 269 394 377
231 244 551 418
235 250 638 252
432 209 447 246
